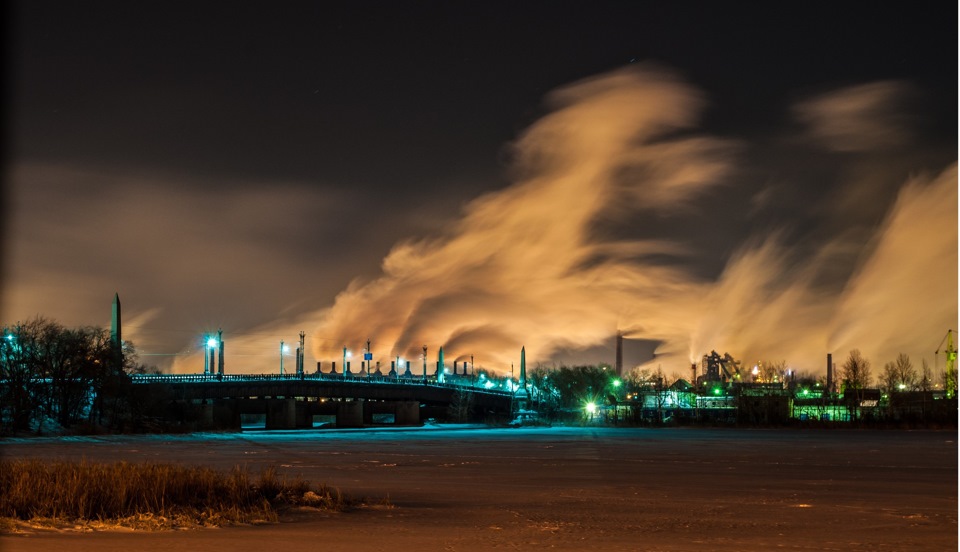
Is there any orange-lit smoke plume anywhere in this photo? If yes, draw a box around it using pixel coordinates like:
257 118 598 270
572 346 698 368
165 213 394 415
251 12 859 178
310 65 732 372
275 66 952 377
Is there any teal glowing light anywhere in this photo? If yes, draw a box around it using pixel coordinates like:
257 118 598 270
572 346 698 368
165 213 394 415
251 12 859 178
206 338 218 348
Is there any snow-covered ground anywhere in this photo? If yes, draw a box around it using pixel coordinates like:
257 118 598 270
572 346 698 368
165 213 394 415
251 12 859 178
2 426 956 551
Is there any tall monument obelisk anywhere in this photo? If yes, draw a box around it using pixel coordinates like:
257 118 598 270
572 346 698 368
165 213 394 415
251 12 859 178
515 346 529 412
111 293 123 370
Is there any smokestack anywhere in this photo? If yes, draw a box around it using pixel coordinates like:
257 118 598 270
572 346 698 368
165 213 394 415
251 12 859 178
298 331 306 376
616 331 623 377
438 347 445 382
826 353 833 394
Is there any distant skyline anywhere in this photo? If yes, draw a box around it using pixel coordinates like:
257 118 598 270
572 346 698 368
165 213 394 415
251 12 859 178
4 2 956 375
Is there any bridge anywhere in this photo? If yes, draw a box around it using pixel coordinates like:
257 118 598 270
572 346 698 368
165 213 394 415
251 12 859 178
131 373 515 430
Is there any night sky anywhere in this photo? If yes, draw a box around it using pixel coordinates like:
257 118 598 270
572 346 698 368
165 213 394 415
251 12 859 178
4 1 957 375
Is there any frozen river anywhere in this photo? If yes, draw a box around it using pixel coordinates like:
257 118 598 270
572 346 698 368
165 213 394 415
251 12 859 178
2 426 956 551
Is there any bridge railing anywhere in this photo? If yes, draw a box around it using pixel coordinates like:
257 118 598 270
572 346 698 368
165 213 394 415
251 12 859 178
130 372 512 396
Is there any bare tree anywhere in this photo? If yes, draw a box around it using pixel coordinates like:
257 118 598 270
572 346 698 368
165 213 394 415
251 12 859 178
447 386 473 423
841 349 872 389
1 319 46 431
1 317 134 432
755 360 786 383
880 362 898 394
841 349 872 421
527 364 556 413
918 358 934 391
881 353 917 393
653 365 667 423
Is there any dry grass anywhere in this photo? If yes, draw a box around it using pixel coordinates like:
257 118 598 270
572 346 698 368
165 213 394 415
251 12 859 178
0 459 346 531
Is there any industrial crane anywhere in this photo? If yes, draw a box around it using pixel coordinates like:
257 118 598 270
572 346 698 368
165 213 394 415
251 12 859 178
935 330 957 399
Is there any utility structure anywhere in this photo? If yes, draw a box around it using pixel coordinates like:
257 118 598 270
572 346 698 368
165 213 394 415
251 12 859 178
342 346 351 377
204 329 224 376
363 338 372 377
422 345 428 380
295 331 305 377
217 329 224 375
697 350 741 387
935 330 957 399
437 346 445 383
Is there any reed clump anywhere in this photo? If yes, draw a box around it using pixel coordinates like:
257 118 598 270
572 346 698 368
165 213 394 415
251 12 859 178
0 459 345 530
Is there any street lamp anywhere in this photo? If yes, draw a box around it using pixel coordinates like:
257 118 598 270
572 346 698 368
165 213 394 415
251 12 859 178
280 341 290 374
205 336 219 377
585 401 597 422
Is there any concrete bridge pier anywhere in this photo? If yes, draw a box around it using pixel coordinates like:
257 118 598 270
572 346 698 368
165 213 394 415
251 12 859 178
213 399 241 430
337 400 364 428
198 400 214 428
295 401 312 428
395 400 420 425
266 398 297 429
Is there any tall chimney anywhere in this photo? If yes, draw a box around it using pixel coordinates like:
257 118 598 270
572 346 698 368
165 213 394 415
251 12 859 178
616 331 623 377
826 353 833 394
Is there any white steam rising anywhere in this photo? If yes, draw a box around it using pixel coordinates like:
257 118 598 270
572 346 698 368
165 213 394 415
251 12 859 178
303 65 956 375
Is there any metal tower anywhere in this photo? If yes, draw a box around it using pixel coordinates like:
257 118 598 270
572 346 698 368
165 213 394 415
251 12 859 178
936 330 957 398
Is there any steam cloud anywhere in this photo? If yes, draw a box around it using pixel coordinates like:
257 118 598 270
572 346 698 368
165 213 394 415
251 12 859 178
8 65 952 377
307 65 957 375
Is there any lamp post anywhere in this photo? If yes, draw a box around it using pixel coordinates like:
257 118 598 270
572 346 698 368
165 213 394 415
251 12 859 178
365 338 372 378
206 336 218 377
611 378 622 424
280 341 290 375
422 345 427 381
342 347 351 378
